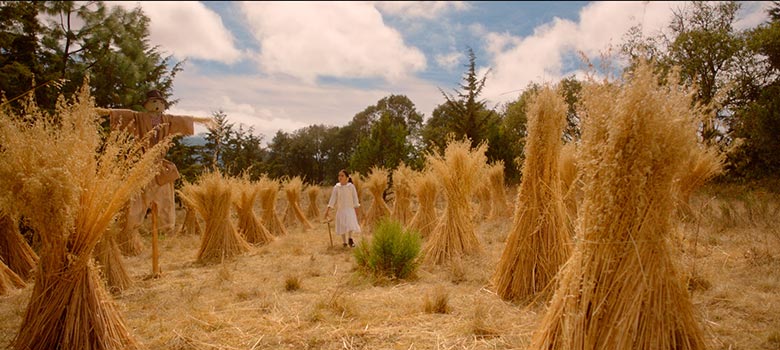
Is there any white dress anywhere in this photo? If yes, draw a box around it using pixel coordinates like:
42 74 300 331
327 182 361 235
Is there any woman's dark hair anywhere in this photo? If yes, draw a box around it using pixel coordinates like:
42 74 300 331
339 169 353 184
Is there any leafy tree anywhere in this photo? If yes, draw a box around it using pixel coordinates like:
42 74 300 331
349 95 424 173
0 1 47 105
221 125 267 180
726 2 780 179
424 47 497 151
0 1 181 112
201 110 234 171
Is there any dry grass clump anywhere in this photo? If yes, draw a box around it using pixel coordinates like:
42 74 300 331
94 227 134 294
390 163 415 226
0 212 38 281
177 202 202 236
408 170 438 239
257 177 288 237
305 185 322 220
178 171 251 264
492 85 572 303
362 166 392 232
422 139 487 265
422 285 450 314
0 83 165 349
487 161 510 219
282 176 314 230
231 175 274 246
284 275 301 292
530 62 707 349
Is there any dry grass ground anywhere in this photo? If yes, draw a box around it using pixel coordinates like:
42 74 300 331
1 184 779 349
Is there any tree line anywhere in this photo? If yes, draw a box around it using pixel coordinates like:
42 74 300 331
2 1 779 186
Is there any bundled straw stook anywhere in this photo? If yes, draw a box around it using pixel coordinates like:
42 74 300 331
178 171 251 264
176 203 202 236
94 227 134 294
422 139 488 265
0 83 165 349
258 177 288 237
530 62 707 350
282 176 314 230
487 161 511 219
362 166 392 232
390 163 415 226
492 86 572 303
0 211 39 281
407 170 438 239
475 181 493 221
304 185 322 220
675 144 723 219
232 175 274 246
351 171 365 205
0 260 25 295
115 206 145 256
559 142 581 229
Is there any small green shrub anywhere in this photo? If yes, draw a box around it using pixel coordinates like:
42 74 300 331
353 218 421 280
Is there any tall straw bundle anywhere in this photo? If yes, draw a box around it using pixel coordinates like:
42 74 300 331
0 260 24 295
258 177 288 236
492 86 571 302
0 83 165 349
559 142 581 228
305 185 322 220
391 163 415 225
0 211 39 281
475 181 493 220
675 144 723 218
530 62 707 350
351 171 365 204
408 170 438 239
178 171 251 264
231 175 274 246
282 176 314 230
94 227 134 294
115 206 144 256
422 139 487 265
487 161 511 219
362 166 392 232
176 203 202 236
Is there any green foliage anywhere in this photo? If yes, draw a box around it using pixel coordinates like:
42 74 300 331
424 47 496 151
353 219 421 280
348 95 425 173
0 1 181 112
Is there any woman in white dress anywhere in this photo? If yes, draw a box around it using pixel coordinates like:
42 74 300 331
324 169 362 247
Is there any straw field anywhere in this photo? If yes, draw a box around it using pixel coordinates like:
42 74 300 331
0 183 776 349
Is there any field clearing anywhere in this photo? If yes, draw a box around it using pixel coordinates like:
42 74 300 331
1 184 779 350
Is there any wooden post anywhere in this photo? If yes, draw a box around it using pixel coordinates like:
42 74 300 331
327 221 333 248
151 202 161 277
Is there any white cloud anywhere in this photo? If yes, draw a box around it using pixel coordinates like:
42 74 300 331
374 1 469 20
167 64 443 142
480 1 773 106
111 1 243 63
480 1 683 104
735 1 772 30
239 2 426 83
435 51 464 71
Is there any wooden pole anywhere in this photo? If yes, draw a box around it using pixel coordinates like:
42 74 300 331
327 221 333 248
151 202 161 277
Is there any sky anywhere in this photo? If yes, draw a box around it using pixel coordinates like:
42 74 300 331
110 1 773 140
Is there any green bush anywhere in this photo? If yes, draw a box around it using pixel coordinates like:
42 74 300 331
353 218 421 280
